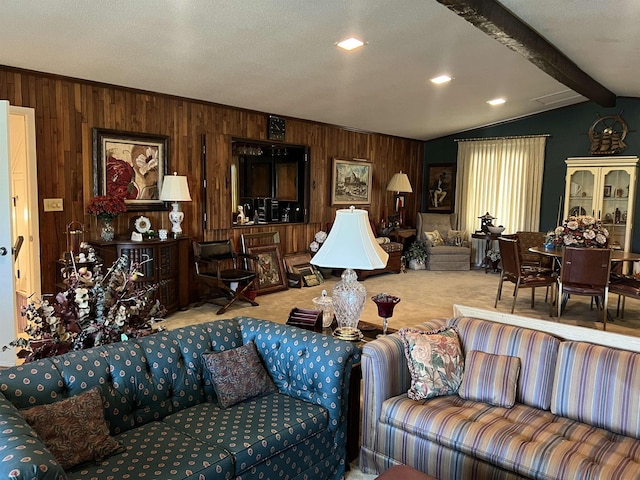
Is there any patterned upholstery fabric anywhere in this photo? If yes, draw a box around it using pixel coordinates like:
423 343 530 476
359 315 640 479
0 317 359 480
376 394 640 479
450 316 560 410
552 341 640 438
21 387 123 470
458 351 520 408
399 327 464 400
202 341 276 407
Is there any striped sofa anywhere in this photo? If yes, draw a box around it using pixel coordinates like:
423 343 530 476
360 315 640 479
0 318 359 480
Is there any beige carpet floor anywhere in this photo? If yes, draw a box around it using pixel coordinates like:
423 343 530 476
163 268 640 337
161 268 640 480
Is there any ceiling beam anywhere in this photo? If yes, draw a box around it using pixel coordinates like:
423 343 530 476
436 0 616 107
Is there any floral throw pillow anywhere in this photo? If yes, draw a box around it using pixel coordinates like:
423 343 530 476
202 340 277 408
424 230 444 247
399 326 464 401
446 229 467 246
21 387 123 470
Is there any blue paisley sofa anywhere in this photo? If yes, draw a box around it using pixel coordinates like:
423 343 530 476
0 317 359 480
360 307 640 479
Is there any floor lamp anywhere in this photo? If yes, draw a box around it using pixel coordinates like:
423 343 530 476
386 171 412 227
311 207 389 340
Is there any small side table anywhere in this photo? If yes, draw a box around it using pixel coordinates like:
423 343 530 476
388 228 416 249
471 232 501 273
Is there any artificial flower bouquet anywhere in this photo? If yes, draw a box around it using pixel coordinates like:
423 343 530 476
3 255 165 362
551 215 609 248
87 195 127 220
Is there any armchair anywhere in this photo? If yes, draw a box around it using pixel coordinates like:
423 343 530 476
415 212 471 270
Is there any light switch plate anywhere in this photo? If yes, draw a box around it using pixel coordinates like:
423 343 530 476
43 198 63 212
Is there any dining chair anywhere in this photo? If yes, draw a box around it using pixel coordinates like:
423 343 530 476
609 274 640 319
557 246 612 329
192 240 259 315
494 237 557 315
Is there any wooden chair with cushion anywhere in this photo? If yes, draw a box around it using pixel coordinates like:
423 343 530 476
557 246 612 329
514 231 553 268
193 240 259 315
494 237 556 315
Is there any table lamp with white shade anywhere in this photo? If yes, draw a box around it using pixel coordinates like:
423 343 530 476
311 206 389 340
386 171 413 227
159 172 192 236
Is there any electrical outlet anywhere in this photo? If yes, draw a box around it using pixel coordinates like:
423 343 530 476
43 198 63 212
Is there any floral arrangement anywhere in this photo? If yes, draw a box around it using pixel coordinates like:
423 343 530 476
309 230 327 254
87 195 127 220
487 249 501 262
3 255 165 362
551 215 609 248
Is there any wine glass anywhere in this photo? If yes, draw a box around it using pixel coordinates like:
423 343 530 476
371 293 401 337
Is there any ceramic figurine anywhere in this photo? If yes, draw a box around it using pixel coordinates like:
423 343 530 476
237 205 245 224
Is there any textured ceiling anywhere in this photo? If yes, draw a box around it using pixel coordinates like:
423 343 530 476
0 0 637 140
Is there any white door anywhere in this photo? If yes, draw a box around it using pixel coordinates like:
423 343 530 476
0 100 17 366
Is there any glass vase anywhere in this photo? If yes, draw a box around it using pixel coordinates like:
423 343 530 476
100 217 115 242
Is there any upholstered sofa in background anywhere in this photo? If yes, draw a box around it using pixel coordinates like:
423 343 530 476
0 318 359 480
416 212 471 270
360 307 640 479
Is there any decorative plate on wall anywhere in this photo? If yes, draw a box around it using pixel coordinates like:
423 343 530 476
569 206 587 217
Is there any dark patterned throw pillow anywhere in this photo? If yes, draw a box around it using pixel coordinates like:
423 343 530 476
21 386 123 470
202 340 277 408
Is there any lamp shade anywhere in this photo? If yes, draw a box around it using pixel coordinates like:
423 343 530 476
311 207 388 270
160 173 192 202
386 171 413 193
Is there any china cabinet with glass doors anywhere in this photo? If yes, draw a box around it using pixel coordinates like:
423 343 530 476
564 156 639 252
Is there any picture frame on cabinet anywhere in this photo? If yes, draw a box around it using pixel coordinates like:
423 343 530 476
331 158 372 205
246 244 288 295
93 128 169 211
604 185 612 197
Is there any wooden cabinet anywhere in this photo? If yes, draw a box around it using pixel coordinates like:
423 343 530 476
565 156 639 252
91 237 191 313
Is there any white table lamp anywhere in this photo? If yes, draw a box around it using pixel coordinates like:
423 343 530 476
159 172 192 236
311 206 389 340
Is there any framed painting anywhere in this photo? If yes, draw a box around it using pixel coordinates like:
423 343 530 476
246 244 288 295
426 163 456 213
93 128 169 211
331 158 372 205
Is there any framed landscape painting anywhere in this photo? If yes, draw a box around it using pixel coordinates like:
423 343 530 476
331 158 372 205
426 163 456 213
93 128 169 211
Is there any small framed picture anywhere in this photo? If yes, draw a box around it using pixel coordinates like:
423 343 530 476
604 185 612 197
245 244 288 295
331 158 372 205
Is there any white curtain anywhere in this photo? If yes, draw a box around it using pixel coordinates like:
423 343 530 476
455 136 547 265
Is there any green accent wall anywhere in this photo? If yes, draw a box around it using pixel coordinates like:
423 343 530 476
423 97 640 251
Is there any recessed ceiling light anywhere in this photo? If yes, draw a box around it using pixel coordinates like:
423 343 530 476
487 98 506 106
430 75 452 84
337 37 365 51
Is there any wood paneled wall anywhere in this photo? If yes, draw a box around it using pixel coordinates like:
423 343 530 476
0 66 423 293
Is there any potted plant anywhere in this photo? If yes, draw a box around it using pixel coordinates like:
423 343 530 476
405 241 429 270
486 248 501 271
